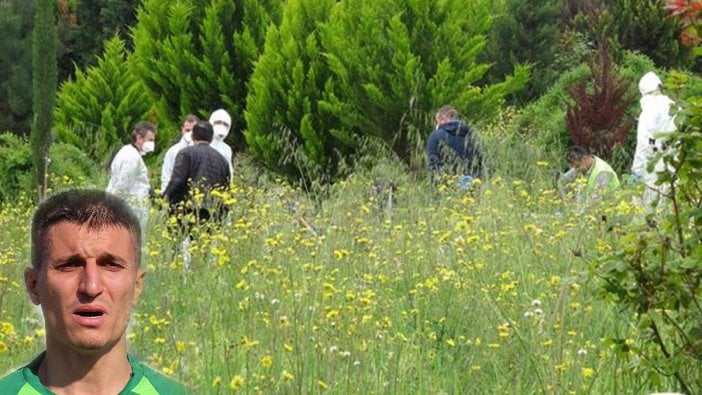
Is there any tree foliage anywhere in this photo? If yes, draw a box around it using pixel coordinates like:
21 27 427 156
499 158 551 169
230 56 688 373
31 0 58 200
566 45 635 160
131 0 282 150
0 0 34 135
320 0 527 165
245 0 339 183
60 0 141 78
595 70 702 394
54 36 150 164
483 0 561 105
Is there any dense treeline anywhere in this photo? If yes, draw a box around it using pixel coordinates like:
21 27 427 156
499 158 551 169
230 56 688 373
0 0 698 186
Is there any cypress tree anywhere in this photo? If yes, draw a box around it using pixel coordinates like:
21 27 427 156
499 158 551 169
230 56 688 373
31 0 58 201
54 36 151 164
319 0 528 163
132 0 282 150
245 0 338 181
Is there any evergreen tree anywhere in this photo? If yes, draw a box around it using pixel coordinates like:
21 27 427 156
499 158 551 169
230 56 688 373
483 0 562 105
0 0 34 135
60 0 141 79
245 0 338 182
54 36 151 164
31 0 58 200
132 0 282 150
319 0 527 163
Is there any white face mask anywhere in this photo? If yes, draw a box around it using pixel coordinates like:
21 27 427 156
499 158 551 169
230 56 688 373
183 132 193 144
213 124 229 141
142 141 155 154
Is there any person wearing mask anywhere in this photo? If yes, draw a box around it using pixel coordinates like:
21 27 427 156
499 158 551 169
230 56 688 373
160 114 199 192
208 108 234 177
559 145 620 205
106 121 156 229
631 71 677 207
426 105 483 187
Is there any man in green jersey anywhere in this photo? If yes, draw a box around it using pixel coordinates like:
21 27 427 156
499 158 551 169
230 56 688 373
0 190 187 394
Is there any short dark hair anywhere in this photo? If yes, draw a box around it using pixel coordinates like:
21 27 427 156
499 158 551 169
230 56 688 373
31 190 142 270
131 121 156 144
566 145 590 164
192 120 214 143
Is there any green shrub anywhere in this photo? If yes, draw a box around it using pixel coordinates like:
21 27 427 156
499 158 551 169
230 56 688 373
0 132 33 201
54 36 151 166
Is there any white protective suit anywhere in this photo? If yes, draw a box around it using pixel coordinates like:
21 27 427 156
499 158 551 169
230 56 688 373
631 72 677 205
160 137 190 192
106 144 151 227
209 108 234 176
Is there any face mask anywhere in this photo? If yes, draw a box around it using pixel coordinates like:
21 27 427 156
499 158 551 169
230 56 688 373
142 141 155 154
213 124 229 141
183 132 193 144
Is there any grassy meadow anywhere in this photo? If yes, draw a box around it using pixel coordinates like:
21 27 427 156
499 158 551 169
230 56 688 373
0 164 673 394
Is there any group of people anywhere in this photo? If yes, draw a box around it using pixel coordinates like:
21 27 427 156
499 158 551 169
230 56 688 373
426 71 677 210
106 109 235 231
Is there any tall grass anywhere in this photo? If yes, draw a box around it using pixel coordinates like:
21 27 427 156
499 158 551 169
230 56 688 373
0 155 681 394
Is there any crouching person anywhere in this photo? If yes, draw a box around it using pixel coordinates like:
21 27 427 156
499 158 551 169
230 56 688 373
559 145 620 205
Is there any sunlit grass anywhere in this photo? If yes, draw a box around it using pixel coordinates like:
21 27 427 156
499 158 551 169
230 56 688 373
0 169 670 393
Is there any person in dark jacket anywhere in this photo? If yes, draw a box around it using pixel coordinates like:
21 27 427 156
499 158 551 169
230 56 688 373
426 105 482 185
163 120 231 226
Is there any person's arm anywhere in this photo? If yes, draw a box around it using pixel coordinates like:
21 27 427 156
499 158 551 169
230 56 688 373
163 151 189 200
160 148 175 192
426 131 442 171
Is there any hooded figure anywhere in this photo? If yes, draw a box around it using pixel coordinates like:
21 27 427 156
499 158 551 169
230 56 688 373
208 108 233 176
426 105 482 179
631 72 676 205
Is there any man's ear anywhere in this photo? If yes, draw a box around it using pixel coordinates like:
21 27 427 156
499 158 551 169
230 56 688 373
132 269 146 306
24 267 41 305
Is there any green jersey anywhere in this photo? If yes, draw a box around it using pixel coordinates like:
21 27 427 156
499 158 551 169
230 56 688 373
0 352 188 395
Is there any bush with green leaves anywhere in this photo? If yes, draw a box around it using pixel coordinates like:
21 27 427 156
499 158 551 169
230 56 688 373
0 133 99 202
132 0 282 151
54 36 151 166
594 70 702 394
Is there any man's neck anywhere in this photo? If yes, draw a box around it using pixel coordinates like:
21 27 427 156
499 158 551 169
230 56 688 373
39 343 132 395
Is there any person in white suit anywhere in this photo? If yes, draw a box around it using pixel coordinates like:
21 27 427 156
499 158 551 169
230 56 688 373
208 109 233 177
106 121 156 229
631 71 677 208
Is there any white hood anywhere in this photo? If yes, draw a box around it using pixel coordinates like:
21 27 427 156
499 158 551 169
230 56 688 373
209 109 232 140
638 71 662 96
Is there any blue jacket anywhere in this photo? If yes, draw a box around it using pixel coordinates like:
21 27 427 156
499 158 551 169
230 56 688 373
426 120 482 176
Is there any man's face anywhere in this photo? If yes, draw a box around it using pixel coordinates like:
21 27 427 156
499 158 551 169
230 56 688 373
181 120 196 135
135 130 156 151
25 222 145 354
570 158 590 173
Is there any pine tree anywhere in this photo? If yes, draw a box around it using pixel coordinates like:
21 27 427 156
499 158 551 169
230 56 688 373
131 0 282 150
0 0 35 135
31 0 58 200
54 36 151 163
483 0 561 104
245 0 338 182
319 0 528 163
